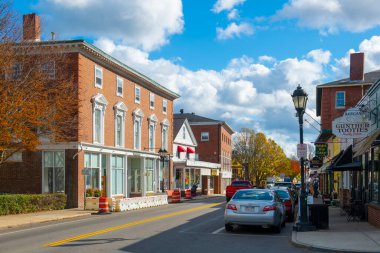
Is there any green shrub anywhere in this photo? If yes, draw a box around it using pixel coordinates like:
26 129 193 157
86 188 94 197
93 188 101 197
0 193 67 215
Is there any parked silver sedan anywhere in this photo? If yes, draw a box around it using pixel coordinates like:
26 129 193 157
224 189 285 233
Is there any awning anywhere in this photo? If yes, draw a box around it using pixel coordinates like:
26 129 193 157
332 161 362 171
353 129 380 158
187 147 195 153
177 146 186 152
328 145 362 171
317 161 331 173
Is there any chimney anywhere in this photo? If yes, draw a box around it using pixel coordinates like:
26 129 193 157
350 52 364 81
180 109 184 114
23 13 41 42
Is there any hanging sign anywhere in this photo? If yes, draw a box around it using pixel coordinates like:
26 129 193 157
332 107 370 138
315 143 328 157
310 156 323 169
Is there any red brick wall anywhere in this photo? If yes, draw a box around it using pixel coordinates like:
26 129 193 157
368 203 380 228
77 54 174 153
190 124 220 163
320 86 368 130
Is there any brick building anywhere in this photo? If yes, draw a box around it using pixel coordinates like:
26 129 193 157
174 110 234 194
0 14 179 208
315 52 380 214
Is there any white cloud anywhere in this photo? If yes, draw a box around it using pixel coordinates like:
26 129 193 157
37 0 184 51
227 9 240 20
275 0 380 34
212 0 246 13
216 22 254 40
259 55 276 63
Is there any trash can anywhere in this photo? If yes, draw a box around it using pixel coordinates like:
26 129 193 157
308 204 329 229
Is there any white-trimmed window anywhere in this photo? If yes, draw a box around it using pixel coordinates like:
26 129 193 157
133 109 144 150
161 119 170 150
116 76 123 97
114 102 128 147
92 94 108 144
148 115 158 151
336 91 345 108
162 99 167 114
43 151 65 193
201 132 209 141
135 86 141 104
84 153 100 191
150 93 155 109
95 66 103 88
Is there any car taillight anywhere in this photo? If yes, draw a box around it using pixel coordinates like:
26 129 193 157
226 204 237 211
284 200 292 206
263 205 277 212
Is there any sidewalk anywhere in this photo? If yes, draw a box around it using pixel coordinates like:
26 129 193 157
0 194 224 230
292 206 380 253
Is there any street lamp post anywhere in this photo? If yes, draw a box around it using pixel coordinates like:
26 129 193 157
158 148 168 192
292 85 315 231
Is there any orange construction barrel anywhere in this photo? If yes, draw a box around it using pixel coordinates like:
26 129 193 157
185 189 191 199
172 189 181 203
98 196 111 214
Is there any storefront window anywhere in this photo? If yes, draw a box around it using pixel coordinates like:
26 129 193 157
146 159 154 192
43 151 65 193
373 148 379 202
175 169 184 189
84 153 100 190
131 158 141 193
111 155 124 195
185 169 190 188
194 169 200 186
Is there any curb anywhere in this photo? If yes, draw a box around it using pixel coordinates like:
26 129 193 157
291 231 380 253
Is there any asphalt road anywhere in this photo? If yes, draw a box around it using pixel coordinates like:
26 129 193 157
0 197 324 253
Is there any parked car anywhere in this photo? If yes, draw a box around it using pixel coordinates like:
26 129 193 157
273 189 295 222
273 181 298 202
224 189 286 233
225 180 253 202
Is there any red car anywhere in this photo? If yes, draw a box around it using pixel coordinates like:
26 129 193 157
273 189 295 222
225 180 253 202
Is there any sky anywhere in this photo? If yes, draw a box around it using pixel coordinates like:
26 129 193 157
13 0 380 156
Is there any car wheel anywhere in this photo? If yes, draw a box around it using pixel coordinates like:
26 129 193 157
273 222 282 233
225 224 233 232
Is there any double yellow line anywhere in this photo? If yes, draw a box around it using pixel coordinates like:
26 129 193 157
44 202 223 247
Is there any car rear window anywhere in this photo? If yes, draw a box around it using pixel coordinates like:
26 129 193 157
275 190 290 199
231 181 250 187
233 190 273 200
274 182 291 187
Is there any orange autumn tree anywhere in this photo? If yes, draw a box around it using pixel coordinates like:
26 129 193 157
0 2 79 165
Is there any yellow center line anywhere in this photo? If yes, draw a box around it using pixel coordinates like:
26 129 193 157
44 201 224 247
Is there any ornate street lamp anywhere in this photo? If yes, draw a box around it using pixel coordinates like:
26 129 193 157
158 148 169 192
292 85 314 231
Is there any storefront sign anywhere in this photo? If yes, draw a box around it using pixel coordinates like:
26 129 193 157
332 108 370 138
211 169 219 176
310 156 323 169
315 143 328 157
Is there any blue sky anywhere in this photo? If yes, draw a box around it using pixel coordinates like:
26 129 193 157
13 0 380 156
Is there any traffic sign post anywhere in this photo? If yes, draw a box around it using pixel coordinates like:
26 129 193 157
297 143 308 159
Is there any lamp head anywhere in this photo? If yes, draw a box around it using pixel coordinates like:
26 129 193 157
292 84 308 112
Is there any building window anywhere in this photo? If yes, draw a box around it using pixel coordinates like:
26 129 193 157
148 114 157 152
162 126 168 150
150 93 155 109
95 66 103 88
135 86 141 104
111 155 124 195
92 94 108 144
41 61 55 80
163 99 167 114
43 151 65 193
133 109 144 150
336 91 345 108
114 101 127 148
201 132 209 141
116 76 123 97
131 158 141 193
84 153 100 191
149 125 155 151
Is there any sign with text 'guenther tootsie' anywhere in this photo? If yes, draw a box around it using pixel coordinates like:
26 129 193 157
332 107 370 139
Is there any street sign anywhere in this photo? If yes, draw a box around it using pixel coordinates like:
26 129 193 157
82 167 91 176
315 143 328 157
297 144 308 159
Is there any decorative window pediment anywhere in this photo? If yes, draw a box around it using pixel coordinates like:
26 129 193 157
149 114 158 126
133 108 144 118
91 93 108 106
161 118 170 126
114 101 128 112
